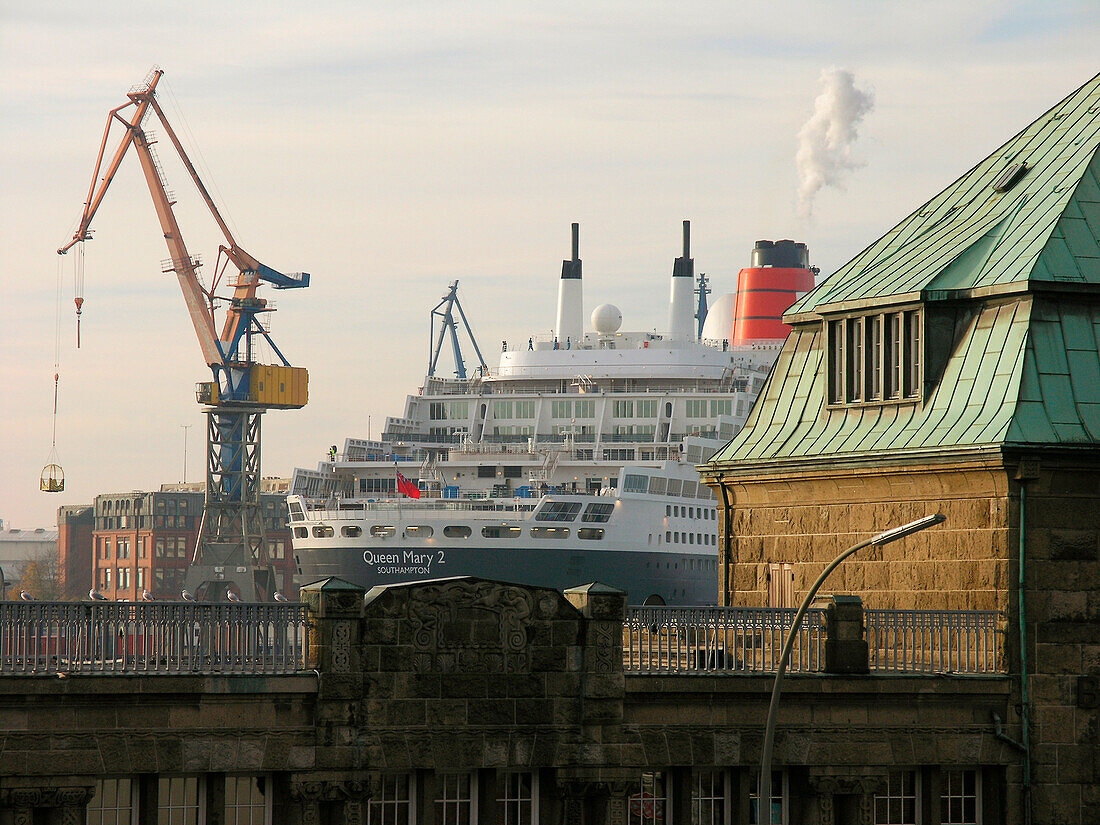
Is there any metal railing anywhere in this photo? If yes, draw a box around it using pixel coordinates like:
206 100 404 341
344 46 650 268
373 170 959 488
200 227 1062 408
865 609 1001 674
623 606 826 674
0 602 310 676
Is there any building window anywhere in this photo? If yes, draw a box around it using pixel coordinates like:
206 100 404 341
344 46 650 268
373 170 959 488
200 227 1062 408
225 775 271 825
940 770 980 825
827 309 922 405
87 777 138 825
137 568 146 590
368 774 414 825
628 772 667 825
874 770 920 825
749 771 787 825
497 771 537 825
158 776 203 825
435 773 476 825
692 770 725 825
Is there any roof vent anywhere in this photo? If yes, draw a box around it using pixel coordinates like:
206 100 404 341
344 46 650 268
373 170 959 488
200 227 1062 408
992 162 1028 193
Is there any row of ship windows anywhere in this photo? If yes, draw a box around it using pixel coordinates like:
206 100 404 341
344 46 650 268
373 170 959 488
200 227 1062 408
666 532 715 546
295 524 608 541
429 399 741 422
666 505 715 520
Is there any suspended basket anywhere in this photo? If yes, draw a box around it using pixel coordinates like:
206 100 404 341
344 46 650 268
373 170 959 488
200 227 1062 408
40 463 65 493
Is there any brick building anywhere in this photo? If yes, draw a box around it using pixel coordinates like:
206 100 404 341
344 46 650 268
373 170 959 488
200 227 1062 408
57 487 296 600
56 504 93 600
702 72 1100 823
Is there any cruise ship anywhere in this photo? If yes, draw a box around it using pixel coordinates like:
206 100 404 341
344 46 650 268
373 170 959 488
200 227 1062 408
287 224 816 604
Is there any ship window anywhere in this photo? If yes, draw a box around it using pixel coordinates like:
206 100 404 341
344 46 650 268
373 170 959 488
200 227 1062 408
404 525 434 538
582 503 614 523
288 502 304 521
370 525 396 538
482 525 521 539
294 527 308 539
648 477 667 495
535 501 582 522
622 474 648 493
578 528 604 540
665 531 671 542
444 525 472 538
342 526 362 537
312 525 335 538
665 505 671 517
531 527 569 539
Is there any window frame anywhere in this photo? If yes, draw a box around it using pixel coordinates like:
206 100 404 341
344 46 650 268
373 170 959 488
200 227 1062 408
825 306 923 408
224 774 273 825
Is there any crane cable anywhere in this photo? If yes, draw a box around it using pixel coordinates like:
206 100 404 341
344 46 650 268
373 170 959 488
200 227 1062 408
74 242 85 347
48 252 64 463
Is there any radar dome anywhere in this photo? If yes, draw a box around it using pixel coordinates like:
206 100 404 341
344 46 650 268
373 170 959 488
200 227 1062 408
591 304 623 334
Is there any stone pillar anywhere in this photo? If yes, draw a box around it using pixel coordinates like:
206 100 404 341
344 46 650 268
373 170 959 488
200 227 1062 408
813 594 869 674
300 577 367 750
564 583 627 727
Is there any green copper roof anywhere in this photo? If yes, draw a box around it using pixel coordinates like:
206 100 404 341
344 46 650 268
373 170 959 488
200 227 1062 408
710 74 1100 468
788 72 1100 317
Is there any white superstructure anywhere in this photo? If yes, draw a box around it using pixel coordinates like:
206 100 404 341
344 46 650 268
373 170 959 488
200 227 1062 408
288 226 807 604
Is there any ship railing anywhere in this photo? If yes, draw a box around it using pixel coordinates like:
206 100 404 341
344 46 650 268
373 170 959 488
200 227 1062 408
0 602 309 676
301 499 537 517
865 609 1002 674
623 606 826 674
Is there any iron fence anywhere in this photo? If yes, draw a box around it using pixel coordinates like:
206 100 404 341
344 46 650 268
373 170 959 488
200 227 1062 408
865 609 1001 674
623 606 827 674
0 602 310 676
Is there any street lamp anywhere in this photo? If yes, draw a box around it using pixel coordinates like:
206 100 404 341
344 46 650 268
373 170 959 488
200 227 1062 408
757 513 946 823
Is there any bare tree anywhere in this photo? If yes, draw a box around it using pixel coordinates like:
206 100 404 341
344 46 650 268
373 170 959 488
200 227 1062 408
17 550 62 601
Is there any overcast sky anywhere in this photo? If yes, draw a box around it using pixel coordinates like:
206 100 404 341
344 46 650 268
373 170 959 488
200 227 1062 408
2 1 1098 528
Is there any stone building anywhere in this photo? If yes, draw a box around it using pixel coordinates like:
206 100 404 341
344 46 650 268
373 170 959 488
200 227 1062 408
0 576 1016 825
702 72 1100 822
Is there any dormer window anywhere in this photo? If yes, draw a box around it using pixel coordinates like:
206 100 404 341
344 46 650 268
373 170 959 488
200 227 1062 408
827 308 922 406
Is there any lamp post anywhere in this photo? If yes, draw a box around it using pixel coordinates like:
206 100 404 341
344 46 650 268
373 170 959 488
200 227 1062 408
757 513 946 823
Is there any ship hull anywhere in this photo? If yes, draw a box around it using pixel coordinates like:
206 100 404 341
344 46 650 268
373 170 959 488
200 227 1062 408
295 543 717 605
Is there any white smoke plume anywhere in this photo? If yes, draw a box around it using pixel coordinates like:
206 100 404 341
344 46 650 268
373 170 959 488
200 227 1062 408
796 68 874 218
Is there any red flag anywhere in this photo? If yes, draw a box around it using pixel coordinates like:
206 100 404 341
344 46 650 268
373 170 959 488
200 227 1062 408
396 470 421 499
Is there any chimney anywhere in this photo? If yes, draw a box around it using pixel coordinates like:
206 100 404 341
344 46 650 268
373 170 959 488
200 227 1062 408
667 220 695 342
555 223 583 345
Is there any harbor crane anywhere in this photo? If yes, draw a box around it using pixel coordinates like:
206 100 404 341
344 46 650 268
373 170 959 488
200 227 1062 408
58 68 310 602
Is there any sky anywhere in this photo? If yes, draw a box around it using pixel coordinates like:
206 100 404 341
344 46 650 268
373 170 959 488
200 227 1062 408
2 1 1098 529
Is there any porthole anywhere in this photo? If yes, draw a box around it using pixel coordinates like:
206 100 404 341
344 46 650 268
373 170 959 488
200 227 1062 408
370 525 396 538
404 525 434 538
341 526 362 538
444 525 472 538
312 525 334 538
